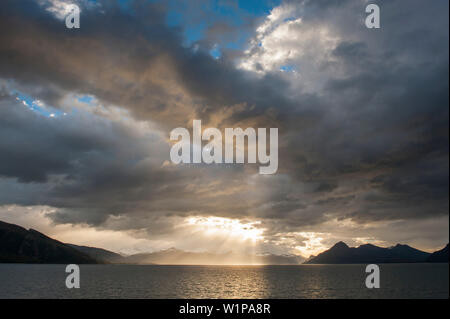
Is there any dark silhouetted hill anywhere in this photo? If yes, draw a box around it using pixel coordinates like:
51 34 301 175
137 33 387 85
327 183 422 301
0 220 97 264
427 244 449 263
305 241 432 264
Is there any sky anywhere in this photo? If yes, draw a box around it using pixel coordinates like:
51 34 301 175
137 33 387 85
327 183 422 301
0 0 448 258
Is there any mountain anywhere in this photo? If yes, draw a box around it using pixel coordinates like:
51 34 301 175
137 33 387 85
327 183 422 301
305 241 431 264
3 219 445 265
0 220 98 264
67 244 123 263
427 244 449 263
0 220 304 265
119 248 304 265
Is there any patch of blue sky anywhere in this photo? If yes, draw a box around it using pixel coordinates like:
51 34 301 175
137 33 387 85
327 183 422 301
280 64 296 73
209 32 251 59
236 0 281 16
166 8 182 27
283 16 297 23
224 29 253 49
77 94 95 105
113 0 281 49
163 0 280 50
165 2 206 47
209 45 221 59
12 90 65 118
117 0 132 10
184 23 207 46
117 0 161 15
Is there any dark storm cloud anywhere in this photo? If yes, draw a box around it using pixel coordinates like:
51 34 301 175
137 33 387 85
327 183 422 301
0 93 175 222
274 0 449 225
0 93 266 230
0 0 194 126
0 0 448 248
0 0 295 130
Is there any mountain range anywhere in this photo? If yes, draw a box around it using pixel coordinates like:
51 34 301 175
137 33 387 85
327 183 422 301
305 241 448 264
116 247 304 265
1 220 448 264
0 220 303 264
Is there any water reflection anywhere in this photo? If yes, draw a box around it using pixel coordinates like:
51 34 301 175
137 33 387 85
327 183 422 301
0 264 448 298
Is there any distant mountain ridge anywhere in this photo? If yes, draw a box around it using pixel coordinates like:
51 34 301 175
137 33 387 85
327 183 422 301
67 244 122 263
306 241 448 264
117 247 304 265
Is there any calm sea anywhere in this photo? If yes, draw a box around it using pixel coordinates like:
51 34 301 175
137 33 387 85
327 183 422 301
0 263 448 298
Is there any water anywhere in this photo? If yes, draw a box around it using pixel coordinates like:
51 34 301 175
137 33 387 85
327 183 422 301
0 264 448 298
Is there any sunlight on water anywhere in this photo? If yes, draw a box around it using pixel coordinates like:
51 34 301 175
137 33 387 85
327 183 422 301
0 264 448 299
